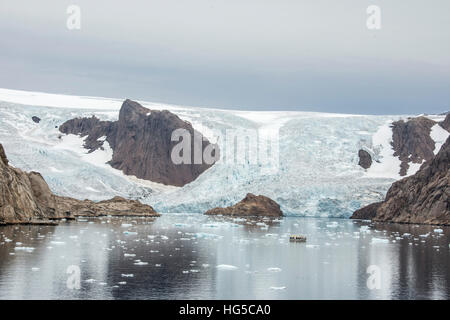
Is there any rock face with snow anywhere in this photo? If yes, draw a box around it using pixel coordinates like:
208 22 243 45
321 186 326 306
205 193 283 217
391 116 437 176
59 99 218 187
358 149 372 169
351 137 450 225
440 113 450 132
0 143 158 224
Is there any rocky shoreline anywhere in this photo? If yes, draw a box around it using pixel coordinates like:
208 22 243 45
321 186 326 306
0 143 159 225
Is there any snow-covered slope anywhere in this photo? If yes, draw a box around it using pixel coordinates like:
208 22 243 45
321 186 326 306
0 88 446 217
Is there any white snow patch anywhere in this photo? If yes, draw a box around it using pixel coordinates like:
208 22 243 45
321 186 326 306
430 124 449 155
216 264 238 271
365 121 401 179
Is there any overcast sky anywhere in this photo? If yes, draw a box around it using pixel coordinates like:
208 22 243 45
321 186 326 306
0 0 449 114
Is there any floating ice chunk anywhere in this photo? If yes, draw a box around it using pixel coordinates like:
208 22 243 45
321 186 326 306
216 264 238 270
267 267 282 272
31 267 40 272
265 234 278 238
85 279 96 283
202 223 220 228
306 244 319 249
14 246 35 252
202 264 210 268
270 286 286 290
118 281 127 285
121 274 134 278
121 223 132 228
50 241 66 245
434 229 443 233
124 253 136 257
160 235 169 240
359 226 370 233
326 222 339 228
195 232 222 239
134 261 148 265
371 238 389 244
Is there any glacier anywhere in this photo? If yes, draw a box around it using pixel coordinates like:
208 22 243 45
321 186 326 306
0 88 446 218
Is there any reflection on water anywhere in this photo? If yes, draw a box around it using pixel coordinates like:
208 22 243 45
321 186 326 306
0 215 449 300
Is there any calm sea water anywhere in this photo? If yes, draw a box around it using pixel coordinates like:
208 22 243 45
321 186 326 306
0 214 449 300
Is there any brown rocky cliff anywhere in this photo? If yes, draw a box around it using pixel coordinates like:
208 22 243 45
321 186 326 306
391 116 437 176
60 99 219 187
440 113 450 132
351 136 450 225
0 143 159 224
205 193 283 217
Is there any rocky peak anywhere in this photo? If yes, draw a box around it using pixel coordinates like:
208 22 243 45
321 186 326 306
440 113 450 132
59 99 219 187
119 99 149 123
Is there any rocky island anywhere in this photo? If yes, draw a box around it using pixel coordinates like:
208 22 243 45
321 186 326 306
205 193 283 217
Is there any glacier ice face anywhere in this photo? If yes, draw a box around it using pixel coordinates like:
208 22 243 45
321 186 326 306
0 89 446 217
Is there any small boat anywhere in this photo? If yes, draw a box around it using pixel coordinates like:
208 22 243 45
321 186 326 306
289 235 307 242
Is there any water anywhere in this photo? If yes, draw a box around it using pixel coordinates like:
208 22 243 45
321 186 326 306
0 215 449 300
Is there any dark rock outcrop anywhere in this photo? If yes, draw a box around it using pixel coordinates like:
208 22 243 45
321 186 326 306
351 136 450 225
60 99 219 187
391 116 437 176
0 143 158 224
205 193 283 217
440 113 450 132
358 149 372 169
351 202 382 220
32 116 41 123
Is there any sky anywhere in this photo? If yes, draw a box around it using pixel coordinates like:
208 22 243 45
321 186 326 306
0 0 449 114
